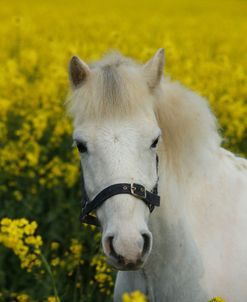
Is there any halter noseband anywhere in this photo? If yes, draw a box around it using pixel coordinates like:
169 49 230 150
80 156 160 226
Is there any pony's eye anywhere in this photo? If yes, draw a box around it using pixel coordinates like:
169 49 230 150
76 141 87 153
151 136 160 148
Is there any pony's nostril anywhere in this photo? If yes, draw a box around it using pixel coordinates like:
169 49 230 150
106 236 118 259
141 233 151 257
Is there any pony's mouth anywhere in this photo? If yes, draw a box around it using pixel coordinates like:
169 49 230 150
106 255 145 271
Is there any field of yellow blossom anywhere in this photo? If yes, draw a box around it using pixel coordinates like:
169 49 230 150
0 0 246 301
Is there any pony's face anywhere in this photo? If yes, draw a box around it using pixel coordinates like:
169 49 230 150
68 49 164 270
73 115 160 270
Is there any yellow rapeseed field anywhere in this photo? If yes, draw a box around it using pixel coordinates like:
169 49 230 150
0 0 246 301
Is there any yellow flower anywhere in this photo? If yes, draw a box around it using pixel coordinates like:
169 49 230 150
51 242 60 250
13 190 23 202
122 291 147 302
23 221 38 235
1 218 12 226
0 218 43 272
209 297 225 302
47 296 60 302
76 282 81 288
69 239 83 256
16 293 29 302
51 257 60 266
91 254 113 294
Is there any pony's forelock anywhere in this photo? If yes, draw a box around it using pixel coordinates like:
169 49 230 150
67 52 153 124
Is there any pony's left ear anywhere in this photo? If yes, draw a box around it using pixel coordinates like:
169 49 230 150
143 48 165 89
69 55 91 89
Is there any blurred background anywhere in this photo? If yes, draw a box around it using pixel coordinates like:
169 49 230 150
0 0 246 301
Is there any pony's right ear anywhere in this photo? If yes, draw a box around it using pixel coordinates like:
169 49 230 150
143 48 165 90
69 56 90 89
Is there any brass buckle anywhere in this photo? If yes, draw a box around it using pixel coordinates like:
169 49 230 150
131 183 146 199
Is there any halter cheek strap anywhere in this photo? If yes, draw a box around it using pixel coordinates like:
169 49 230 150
80 156 160 227
81 183 160 226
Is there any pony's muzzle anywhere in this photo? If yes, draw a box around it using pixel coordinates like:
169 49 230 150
103 231 152 270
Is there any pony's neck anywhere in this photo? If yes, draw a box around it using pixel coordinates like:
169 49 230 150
145 154 213 301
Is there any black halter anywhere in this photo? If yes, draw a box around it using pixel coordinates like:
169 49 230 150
80 156 160 226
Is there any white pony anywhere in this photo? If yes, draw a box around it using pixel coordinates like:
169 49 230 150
67 49 247 302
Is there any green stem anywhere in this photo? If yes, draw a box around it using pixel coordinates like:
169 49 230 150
40 253 60 301
73 268 78 302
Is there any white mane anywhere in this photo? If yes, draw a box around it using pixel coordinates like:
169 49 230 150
156 79 221 174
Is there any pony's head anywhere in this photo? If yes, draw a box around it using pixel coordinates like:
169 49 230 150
67 49 164 270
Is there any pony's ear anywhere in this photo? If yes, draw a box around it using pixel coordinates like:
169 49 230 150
69 56 90 89
143 48 165 89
